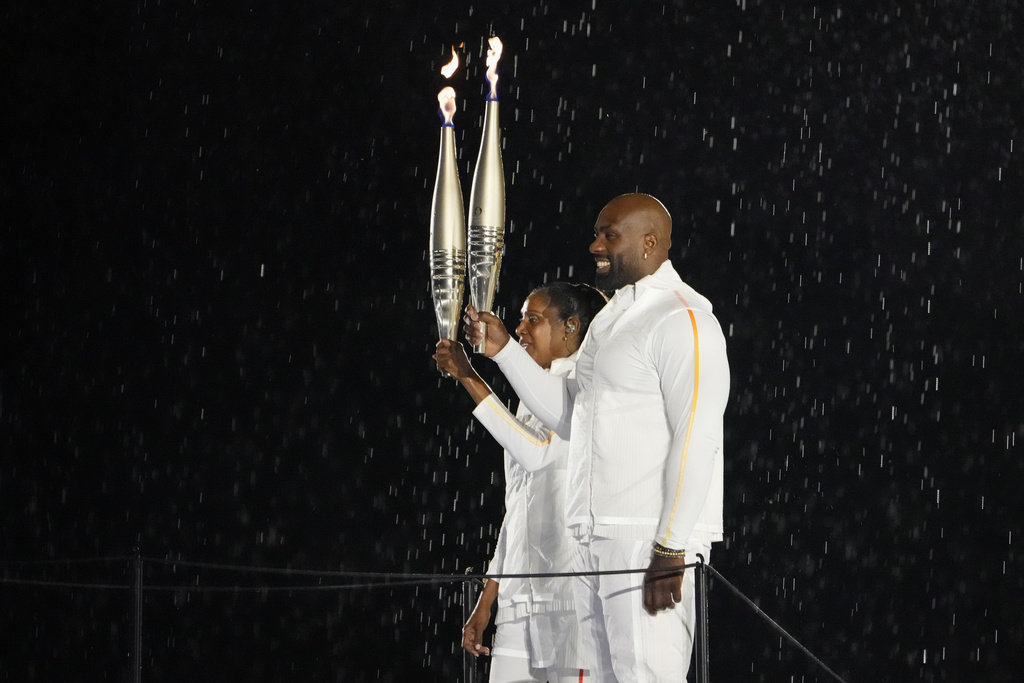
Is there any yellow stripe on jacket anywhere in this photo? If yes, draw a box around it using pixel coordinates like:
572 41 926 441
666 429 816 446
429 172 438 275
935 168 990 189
662 304 700 544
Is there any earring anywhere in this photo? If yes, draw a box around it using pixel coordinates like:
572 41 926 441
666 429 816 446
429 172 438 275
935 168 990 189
643 252 648 260
567 324 577 334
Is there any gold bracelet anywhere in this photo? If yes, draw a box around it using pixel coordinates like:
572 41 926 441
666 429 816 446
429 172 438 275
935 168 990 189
652 543 686 559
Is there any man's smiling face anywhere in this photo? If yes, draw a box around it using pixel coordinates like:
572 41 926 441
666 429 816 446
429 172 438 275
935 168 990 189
590 200 649 292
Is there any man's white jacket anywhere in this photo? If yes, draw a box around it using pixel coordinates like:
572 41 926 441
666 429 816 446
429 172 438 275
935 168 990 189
493 261 729 550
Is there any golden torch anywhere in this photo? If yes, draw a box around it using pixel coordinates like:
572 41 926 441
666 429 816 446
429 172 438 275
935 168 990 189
467 36 505 353
429 48 467 343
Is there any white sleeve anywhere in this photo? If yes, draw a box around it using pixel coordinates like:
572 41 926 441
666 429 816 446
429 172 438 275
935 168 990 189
491 340 576 439
472 396 556 472
486 517 507 579
653 308 730 549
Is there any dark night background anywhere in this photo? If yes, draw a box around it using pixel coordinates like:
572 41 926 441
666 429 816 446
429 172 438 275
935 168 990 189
2 0 1022 681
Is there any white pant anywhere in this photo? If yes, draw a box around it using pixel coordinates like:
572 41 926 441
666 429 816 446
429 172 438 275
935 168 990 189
490 615 589 683
489 656 587 683
572 538 708 683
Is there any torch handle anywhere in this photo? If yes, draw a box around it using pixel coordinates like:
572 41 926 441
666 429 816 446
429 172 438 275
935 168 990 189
473 321 487 355
467 224 504 358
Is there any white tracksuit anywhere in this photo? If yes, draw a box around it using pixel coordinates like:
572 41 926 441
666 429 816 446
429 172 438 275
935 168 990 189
493 261 730 682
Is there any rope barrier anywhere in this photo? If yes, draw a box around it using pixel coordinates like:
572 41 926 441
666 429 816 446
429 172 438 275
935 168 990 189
704 563 849 683
0 556 132 567
1 561 691 592
1 556 847 681
0 577 131 590
137 556 693 580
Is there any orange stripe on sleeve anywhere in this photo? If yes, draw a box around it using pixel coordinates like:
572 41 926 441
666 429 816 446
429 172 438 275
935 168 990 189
483 398 553 446
662 303 700 543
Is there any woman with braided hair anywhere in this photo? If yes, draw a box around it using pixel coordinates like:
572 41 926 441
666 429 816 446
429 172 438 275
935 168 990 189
434 281 606 683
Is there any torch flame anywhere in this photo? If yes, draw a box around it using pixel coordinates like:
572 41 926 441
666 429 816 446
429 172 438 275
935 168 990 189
437 47 459 125
440 47 459 79
437 86 457 125
485 36 503 100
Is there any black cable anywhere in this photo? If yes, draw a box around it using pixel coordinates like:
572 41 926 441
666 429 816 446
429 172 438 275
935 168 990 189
704 564 849 683
0 577 130 590
0 556 132 567
1 555 849 682
139 557 691 581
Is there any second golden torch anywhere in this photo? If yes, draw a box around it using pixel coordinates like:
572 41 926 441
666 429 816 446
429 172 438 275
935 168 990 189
467 37 506 353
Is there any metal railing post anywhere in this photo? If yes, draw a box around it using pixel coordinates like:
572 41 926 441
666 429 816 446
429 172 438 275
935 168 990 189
462 568 478 683
694 554 710 683
131 548 143 683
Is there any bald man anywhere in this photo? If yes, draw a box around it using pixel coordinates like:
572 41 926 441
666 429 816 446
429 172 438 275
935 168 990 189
467 193 730 682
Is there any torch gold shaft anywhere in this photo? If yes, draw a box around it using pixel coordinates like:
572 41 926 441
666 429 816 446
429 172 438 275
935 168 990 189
467 98 505 354
430 124 467 343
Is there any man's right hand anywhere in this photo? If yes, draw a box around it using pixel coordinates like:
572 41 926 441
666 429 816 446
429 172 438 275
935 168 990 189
464 304 510 358
643 553 686 616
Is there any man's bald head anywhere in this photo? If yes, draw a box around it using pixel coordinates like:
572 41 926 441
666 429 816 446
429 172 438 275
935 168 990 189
605 193 672 248
590 193 673 291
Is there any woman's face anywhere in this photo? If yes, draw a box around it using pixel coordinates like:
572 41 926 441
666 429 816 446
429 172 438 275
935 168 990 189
514 293 569 369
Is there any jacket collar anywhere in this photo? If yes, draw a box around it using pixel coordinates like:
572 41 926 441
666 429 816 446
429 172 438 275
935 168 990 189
609 260 713 313
549 350 579 377
612 260 682 303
